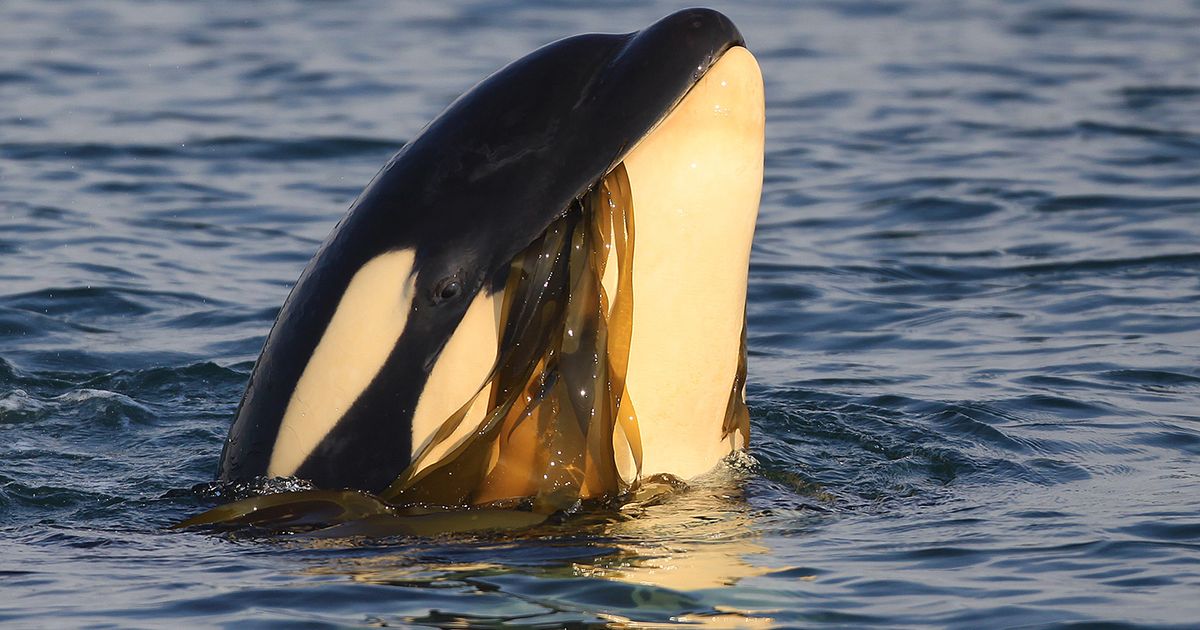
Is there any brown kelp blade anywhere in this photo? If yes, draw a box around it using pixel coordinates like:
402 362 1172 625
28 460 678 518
175 489 550 536
721 318 751 446
175 489 394 530
384 163 642 511
179 164 646 533
380 213 577 506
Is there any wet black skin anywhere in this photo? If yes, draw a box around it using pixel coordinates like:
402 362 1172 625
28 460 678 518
218 8 745 492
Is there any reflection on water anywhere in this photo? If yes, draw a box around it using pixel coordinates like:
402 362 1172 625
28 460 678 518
587 474 772 593
296 460 780 626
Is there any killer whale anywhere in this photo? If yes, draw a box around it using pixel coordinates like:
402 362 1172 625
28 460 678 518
216 8 764 504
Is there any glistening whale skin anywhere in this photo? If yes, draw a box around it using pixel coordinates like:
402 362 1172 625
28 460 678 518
217 8 763 496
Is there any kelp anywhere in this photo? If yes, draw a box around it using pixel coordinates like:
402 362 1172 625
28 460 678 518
179 163 751 535
721 319 751 448
174 488 551 536
380 162 642 510
180 165 644 534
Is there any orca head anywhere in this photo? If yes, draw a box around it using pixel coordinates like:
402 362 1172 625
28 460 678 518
217 8 761 494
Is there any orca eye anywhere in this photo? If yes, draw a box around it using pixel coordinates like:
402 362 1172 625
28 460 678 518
433 277 461 303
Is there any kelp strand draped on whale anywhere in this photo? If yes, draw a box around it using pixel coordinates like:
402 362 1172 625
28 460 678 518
181 166 749 532
382 164 647 510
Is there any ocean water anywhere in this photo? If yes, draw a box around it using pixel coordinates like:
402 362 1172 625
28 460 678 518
2 0 1199 627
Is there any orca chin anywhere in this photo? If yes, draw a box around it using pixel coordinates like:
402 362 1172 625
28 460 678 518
211 8 764 513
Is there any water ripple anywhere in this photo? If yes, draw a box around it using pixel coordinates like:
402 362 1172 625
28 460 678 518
1 0 1199 626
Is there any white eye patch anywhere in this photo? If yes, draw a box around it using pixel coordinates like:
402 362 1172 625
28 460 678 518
268 249 418 477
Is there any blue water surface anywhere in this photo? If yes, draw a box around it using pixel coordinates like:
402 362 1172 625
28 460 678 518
2 1 1199 627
